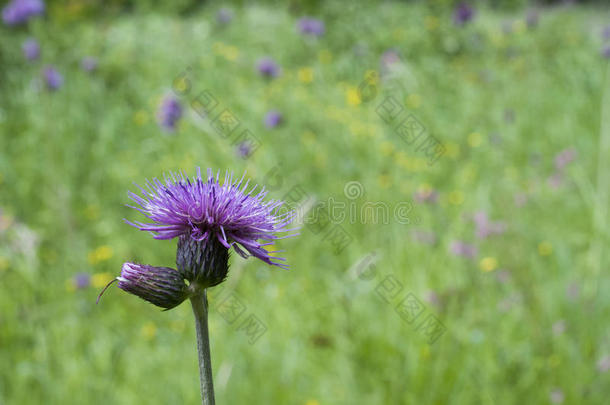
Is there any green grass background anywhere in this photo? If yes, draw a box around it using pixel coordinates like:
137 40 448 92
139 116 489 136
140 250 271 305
1 1 609 404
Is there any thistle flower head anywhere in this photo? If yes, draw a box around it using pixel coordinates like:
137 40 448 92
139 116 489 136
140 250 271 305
216 7 233 25
42 66 62 90
22 38 40 61
256 57 281 78
127 168 296 271
453 2 475 26
297 17 325 37
81 57 98 72
117 263 190 310
236 141 253 158
264 110 283 128
2 0 44 26
157 95 182 132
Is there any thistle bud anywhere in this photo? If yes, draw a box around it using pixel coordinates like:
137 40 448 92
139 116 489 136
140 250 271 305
176 235 229 288
118 263 190 310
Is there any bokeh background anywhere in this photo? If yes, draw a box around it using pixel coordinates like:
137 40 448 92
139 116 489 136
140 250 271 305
1 0 610 404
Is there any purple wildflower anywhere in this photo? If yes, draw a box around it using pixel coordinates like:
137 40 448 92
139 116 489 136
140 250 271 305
216 7 233 24
602 26 610 40
566 282 580 300
22 38 40 61
526 10 539 29
552 320 566 336
380 49 400 74
42 66 63 91
602 45 610 59
118 263 189 309
256 57 281 78
472 211 506 239
236 141 252 159
495 269 511 284
413 189 438 204
550 388 564 404
126 168 296 271
423 290 440 307
73 272 91 289
453 2 475 26
547 172 563 189
597 355 610 373
157 96 182 132
554 147 577 170
81 57 98 73
2 0 44 26
297 17 325 37
449 241 478 259
264 110 283 128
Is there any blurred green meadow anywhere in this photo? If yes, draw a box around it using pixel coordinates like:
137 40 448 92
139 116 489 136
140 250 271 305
1 0 610 404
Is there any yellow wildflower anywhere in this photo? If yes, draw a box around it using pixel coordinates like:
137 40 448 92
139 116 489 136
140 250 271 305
141 321 157 340
318 49 332 63
425 16 440 31
91 272 114 289
378 174 392 189
223 45 239 61
406 94 421 109
468 132 483 147
346 87 361 106
538 241 553 256
380 141 394 156
479 257 498 272
88 245 114 265
133 110 149 126
449 191 464 205
298 67 314 83
0 256 8 272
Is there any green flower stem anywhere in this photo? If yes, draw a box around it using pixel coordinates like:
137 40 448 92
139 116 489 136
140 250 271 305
190 289 215 405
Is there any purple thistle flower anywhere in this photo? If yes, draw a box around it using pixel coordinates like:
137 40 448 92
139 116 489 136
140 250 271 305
157 95 182 132
413 189 438 204
597 355 610 373
554 147 577 170
552 320 566 336
216 7 233 25
264 110 283 128
117 263 189 309
22 38 40 61
547 172 563 189
495 269 511 284
126 168 297 275
73 272 91 289
236 141 252 159
550 388 564 404
380 49 401 76
42 66 63 91
453 2 475 26
472 211 506 239
297 17 325 37
256 57 281 78
566 282 580 300
2 0 44 26
526 10 539 29
449 240 478 259
81 57 98 73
